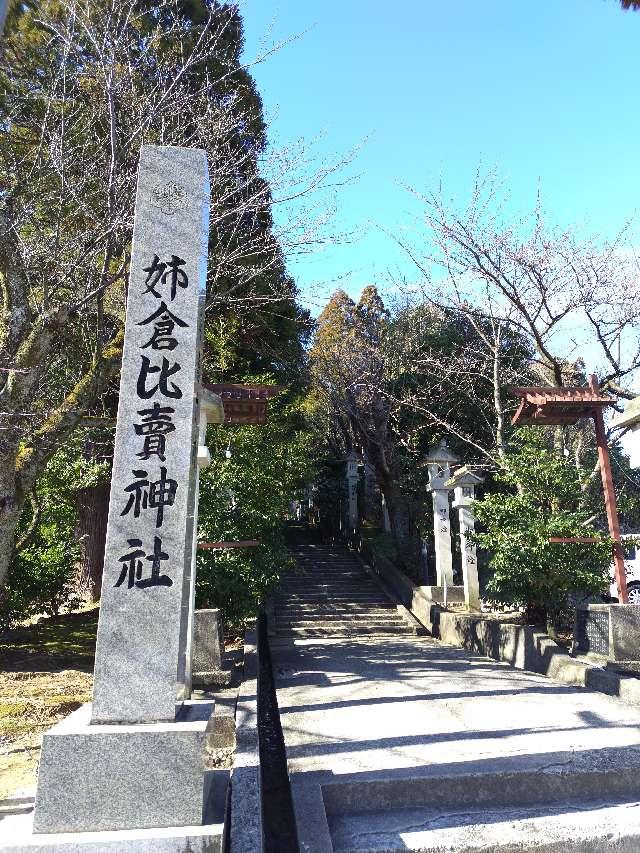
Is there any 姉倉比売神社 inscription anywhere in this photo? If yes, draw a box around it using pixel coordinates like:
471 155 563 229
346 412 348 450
91 146 210 725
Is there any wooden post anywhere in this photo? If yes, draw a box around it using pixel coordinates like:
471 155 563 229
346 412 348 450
591 377 628 603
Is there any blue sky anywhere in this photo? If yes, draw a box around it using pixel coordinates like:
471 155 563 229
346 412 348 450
242 1 640 313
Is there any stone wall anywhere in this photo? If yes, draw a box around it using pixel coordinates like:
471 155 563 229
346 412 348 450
362 547 640 706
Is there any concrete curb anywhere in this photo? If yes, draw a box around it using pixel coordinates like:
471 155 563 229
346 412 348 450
365 549 640 707
229 629 263 853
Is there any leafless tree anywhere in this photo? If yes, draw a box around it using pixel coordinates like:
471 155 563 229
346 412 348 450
394 170 640 484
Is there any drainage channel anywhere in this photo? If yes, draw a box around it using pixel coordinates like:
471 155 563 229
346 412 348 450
257 610 299 852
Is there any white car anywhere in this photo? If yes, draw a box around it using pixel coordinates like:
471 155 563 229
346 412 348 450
610 534 640 604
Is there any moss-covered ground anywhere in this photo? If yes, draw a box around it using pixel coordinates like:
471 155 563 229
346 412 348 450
0 608 97 799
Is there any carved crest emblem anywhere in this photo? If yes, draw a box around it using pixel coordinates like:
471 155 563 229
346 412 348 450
151 182 187 216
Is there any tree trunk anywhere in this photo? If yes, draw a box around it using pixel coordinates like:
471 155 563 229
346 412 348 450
0 438 22 609
75 482 110 602
0 502 22 610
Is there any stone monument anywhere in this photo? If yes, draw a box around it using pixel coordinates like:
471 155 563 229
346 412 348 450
26 145 225 851
448 466 484 610
425 439 459 589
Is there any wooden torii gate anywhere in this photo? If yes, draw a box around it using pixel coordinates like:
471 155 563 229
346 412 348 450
511 375 628 603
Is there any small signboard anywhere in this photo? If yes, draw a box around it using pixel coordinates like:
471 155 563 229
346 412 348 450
204 382 281 425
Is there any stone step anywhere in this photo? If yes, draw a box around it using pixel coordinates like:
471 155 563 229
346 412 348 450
328 799 640 852
275 600 388 607
280 569 367 575
275 589 384 596
280 577 375 589
278 588 378 596
277 621 409 631
277 612 405 622
281 583 375 588
323 758 640 852
281 572 364 583
276 610 398 619
277 604 398 617
278 625 418 637
275 598 388 613
279 585 374 592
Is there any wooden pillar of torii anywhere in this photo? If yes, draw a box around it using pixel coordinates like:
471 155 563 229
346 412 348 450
511 376 628 604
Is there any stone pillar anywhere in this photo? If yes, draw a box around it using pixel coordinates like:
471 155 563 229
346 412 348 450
431 488 454 587
363 456 377 523
182 390 224 698
458 504 479 608
32 145 217 837
426 440 459 589
192 608 225 686
90 145 210 725
346 450 359 533
450 470 484 610
382 493 391 533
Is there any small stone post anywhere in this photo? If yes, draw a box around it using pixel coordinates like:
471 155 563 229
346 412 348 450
449 468 484 611
182 389 224 697
426 440 459 589
346 450 359 534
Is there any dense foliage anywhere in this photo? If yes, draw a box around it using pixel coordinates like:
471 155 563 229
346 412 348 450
196 395 312 624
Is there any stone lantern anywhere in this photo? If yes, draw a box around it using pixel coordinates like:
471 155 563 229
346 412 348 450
425 439 459 588
611 397 640 468
447 466 484 611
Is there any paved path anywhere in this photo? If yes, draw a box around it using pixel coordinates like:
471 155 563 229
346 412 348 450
272 545 640 852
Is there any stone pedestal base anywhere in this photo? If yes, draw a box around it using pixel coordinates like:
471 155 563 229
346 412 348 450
33 701 215 834
421 585 465 605
4 817 225 853
575 603 640 662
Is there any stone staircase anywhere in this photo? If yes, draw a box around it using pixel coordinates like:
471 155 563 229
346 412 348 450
271 544 422 639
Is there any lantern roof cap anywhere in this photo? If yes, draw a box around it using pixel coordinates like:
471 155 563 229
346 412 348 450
425 439 459 465
610 396 640 430
445 465 484 489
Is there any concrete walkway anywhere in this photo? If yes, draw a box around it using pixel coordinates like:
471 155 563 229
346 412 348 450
272 545 640 852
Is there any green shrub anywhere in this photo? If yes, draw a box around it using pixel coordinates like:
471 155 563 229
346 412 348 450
474 429 611 630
